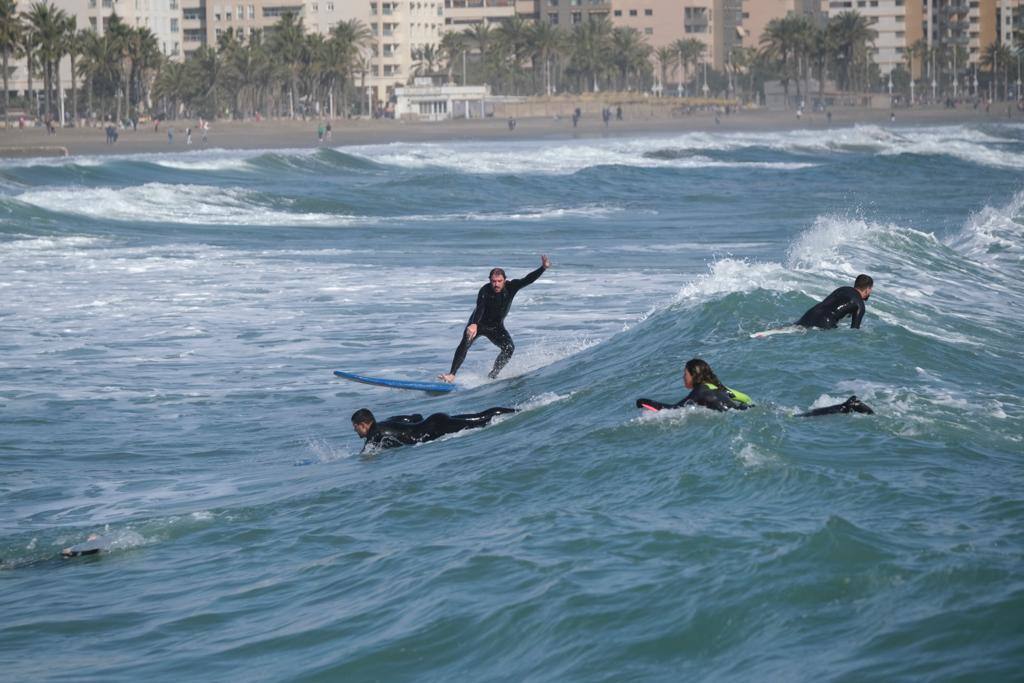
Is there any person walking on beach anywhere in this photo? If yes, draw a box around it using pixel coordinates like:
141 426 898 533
439 255 551 383
317 122 325 143
796 274 874 330
201 120 209 145
168 126 174 144
325 121 332 141
186 127 192 145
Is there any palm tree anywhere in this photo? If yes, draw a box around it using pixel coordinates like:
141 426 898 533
610 27 650 92
19 13 37 116
760 16 806 104
153 58 187 118
671 37 704 96
568 16 613 92
26 1 67 119
412 43 440 78
329 18 370 115
439 29 466 85
654 45 674 95
63 16 80 124
0 0 20 121
494 16 530 94
826 11 876 92
268 11 306 117
982 42 1014 100
526 20 561 95
462 22 492 85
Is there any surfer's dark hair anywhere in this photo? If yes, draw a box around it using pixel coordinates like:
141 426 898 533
685 358 726 390
854 274 873 290
351 408 375 424
489 268 506 280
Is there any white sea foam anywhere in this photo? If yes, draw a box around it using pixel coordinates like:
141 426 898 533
152 157 254 172
673 257 796 304
15 183 352 226
946 190 1024 265
347 139 816 175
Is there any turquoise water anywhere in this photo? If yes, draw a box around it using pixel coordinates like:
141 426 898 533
2 124 1023 680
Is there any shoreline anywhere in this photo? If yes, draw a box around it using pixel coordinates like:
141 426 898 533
0 105 1018 159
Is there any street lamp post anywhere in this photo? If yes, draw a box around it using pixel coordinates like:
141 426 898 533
677 50 683 97
702 61 709 98
973 66 978 97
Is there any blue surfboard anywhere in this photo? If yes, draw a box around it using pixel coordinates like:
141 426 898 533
334 370 457 394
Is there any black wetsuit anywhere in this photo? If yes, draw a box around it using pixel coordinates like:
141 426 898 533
796 286 866 329
449 266 546 378
636 383 752 413
362 407 516 451
796 396 874 417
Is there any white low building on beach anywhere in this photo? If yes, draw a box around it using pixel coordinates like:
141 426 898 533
393 81 490 121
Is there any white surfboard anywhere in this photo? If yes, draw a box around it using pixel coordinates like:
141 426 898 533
750 325 804 339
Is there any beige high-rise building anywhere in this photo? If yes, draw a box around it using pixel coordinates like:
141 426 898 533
997 0 1023 48
740 0 819 51
442 0 515 29
610 0 722 68
4 0 186 116
821 0 923 77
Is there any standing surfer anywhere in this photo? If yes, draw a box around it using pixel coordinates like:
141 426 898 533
439 255 551 383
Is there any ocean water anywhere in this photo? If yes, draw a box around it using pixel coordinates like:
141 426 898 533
2 123 1023 681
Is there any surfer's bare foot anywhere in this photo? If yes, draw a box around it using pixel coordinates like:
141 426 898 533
438 373 455 383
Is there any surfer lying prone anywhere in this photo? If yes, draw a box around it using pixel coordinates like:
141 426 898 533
636 358 754 413
351 406 516 452
795 395 874 417
635 358 874 417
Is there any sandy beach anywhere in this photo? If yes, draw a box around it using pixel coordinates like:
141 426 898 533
0 104 1017 158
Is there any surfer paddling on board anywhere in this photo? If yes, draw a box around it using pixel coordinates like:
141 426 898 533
635 358 875 416
636 358 755 413
439 255 551 383
796 274 874 330
352 407 516 452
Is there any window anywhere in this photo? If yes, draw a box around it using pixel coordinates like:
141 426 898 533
249 5 255 18
237 5 243 18
88 0 95 7
89 16 97 29
548 12 558 23
170 18 179 31
644 8 652 15
225 11 232 19
371 2 377 13
571 0 580 6
613 9 620 15
169 0 178 7
571 10 581 23
628 8 636 16
547 0 558 6
328 1 334 9
644 27 652 34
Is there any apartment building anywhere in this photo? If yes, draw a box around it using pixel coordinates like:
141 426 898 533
741 0 821 50
997 0 1023 47
821 1 923 76
442 0 516 29
536 0 611 29
609 0 723 68
4 0 185 112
